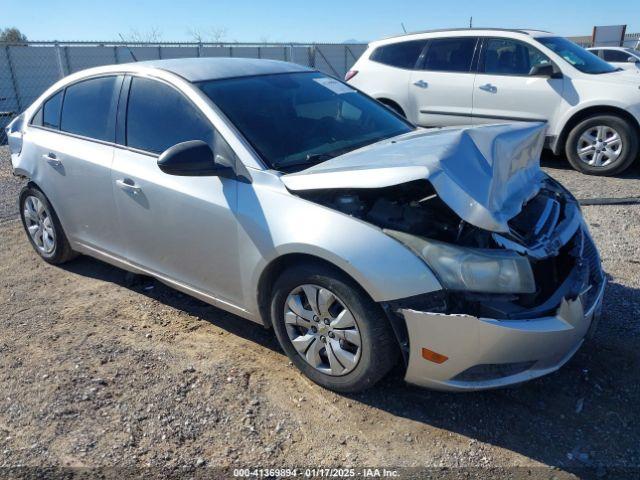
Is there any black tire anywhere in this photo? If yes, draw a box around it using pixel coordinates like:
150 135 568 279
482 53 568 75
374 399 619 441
565 114 639 176
19 185 77 264
270 262 398 393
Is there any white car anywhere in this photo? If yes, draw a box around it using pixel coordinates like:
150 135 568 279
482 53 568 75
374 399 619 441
587 46 640 72
347 29 640 176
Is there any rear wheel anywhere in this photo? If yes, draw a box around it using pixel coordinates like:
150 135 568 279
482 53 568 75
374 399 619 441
565 114 638 175
270 263 398 393
19 186 77 264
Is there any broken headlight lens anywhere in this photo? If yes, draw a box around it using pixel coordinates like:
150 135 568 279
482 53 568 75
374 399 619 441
385 229 535 294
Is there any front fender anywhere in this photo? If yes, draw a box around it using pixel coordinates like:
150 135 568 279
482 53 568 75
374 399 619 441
237 173 442 317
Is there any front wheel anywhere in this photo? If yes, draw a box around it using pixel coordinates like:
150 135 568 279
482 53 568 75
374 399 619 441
270 263 398 393
565 115 638 175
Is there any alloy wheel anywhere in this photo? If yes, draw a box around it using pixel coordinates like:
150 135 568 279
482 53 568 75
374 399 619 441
284 284 362 376
23 195 56 254
576 125 623 167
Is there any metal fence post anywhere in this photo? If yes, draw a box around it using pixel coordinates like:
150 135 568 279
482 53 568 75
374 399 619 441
54 42 68 78
4 45 22 112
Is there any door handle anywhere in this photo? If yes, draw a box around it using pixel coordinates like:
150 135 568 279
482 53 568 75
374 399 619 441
116 178 142 195
42 152 62 166
413 80 429 88
479 83 497 93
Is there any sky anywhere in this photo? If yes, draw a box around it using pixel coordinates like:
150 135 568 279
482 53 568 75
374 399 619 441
2 0 639 43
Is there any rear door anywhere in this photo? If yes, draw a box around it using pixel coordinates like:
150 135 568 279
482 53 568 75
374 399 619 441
27 76 122 254
111 75 242 304
353 39 427 120
409 36 479 126
472 37 564 125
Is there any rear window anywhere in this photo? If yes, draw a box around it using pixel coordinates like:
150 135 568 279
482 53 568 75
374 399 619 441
370 40 427 69
60 76 119 141
421 37 478 72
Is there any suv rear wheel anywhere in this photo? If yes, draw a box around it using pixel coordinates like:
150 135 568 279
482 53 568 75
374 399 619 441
565 114 638 175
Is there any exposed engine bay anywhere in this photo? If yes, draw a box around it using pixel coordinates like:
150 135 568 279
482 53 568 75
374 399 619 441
295 176 603 321
299 179 493 247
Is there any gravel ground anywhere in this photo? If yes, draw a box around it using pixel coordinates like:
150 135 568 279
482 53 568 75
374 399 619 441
0 146 639 478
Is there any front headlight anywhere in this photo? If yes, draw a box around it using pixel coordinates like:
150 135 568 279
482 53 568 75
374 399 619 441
385 229 535 294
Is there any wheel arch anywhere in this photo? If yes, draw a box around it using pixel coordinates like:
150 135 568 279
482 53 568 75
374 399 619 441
554 105 640 155
257 253 373 328
376 97 406 117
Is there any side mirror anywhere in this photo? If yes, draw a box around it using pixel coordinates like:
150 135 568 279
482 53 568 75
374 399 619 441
157 140 235 178
627 56 639 64
529 63 561 78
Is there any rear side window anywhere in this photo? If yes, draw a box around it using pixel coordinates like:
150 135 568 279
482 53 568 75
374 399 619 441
60 76 119 141
421 37 477 72
126 77 213 154
370 40 427 69
481 38 551 75
602 49 632 62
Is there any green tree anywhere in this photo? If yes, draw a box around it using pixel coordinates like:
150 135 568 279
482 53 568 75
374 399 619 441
0 27 28 43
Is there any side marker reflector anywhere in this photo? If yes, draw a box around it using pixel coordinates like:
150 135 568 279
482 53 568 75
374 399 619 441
421 347 448 364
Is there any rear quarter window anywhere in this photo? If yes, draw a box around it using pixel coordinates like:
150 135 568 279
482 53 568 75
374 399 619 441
370 40 427 69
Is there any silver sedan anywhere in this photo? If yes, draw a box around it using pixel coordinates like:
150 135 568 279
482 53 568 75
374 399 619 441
7 58 605 392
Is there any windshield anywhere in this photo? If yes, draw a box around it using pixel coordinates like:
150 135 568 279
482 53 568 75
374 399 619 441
198 72 413 171
536 36 617 74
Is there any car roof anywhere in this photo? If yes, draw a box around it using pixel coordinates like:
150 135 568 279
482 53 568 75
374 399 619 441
65 57 314 83
134 57 312 82
371 28 555 46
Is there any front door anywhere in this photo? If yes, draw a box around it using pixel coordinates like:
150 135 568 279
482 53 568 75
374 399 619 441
111 76 242 305
472 37 564 125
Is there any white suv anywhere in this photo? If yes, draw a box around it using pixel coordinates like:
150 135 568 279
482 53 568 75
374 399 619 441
587 46 640 73
347 29 640 175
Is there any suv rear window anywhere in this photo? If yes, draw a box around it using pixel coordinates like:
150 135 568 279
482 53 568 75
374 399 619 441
370 40 427 69
60 76 119 141
602 49 632 62
421 37 477 72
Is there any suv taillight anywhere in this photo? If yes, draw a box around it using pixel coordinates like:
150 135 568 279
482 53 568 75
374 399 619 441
344 70 358 82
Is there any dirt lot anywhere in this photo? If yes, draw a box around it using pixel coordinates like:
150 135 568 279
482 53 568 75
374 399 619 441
1 146 639 478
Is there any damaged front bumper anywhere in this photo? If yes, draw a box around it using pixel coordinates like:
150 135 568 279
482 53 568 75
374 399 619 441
387 223 605 392
402 280 604 391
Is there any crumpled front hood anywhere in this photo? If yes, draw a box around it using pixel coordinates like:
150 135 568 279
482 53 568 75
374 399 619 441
281 122 547 233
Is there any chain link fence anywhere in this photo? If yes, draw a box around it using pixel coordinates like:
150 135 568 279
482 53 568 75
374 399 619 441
3 34 640 144
0 41 368 143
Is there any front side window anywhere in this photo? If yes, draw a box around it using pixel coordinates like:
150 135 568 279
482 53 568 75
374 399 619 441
126 77 214 154
536 36 616 74
198 72 413 171
421 37 477 72
603 49 633 62
481 38 551 75
60 76 119 141
370 40 427 69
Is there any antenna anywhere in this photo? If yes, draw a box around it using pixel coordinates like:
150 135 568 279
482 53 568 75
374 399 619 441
401 22 407 33
469 16 473 28
118 33 138 62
